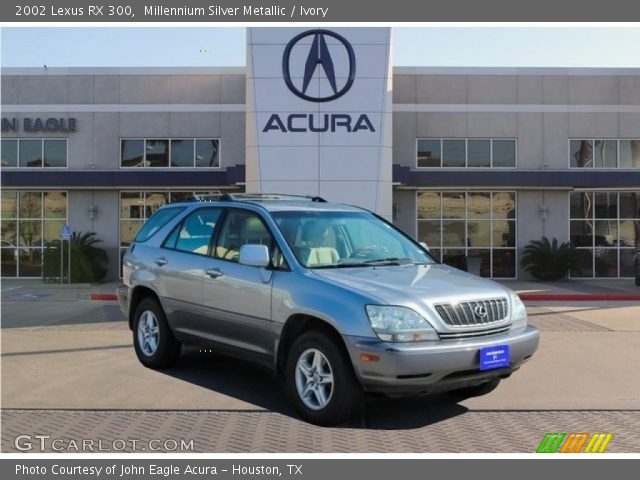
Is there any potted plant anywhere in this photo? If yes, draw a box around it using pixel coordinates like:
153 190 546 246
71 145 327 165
520 237 578 281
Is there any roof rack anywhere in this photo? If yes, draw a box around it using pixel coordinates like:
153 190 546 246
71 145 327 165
192 193 327 203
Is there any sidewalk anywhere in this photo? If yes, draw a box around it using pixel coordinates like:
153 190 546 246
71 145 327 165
0 279 121 301
498 279 640 300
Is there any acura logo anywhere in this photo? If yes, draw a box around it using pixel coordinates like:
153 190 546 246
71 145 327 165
474 305 488 319
282 29 356 102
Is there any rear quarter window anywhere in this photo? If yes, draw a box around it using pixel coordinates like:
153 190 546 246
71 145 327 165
134 207 185 243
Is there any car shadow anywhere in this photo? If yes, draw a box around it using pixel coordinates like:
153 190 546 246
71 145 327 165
161 345 469 430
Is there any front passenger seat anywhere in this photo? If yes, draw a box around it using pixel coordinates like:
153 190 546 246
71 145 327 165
294 220 339 267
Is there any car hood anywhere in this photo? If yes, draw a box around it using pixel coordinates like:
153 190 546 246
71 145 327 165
310 263 512 307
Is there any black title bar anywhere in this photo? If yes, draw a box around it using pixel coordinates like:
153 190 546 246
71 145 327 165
2 0 640 22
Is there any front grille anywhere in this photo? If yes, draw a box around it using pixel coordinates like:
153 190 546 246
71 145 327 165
434 298 509 327
438 325 511 340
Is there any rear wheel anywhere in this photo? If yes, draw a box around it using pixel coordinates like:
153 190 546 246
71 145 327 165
133 297 181 369
285 331 362 426
452 378 501 399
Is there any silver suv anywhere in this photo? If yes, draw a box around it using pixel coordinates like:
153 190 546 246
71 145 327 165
118 194 539 425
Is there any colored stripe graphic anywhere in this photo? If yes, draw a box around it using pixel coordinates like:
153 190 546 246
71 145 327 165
572 433 590 453
537 432 613 453
536 433 566 453
585 433 613 453
560 433 589 453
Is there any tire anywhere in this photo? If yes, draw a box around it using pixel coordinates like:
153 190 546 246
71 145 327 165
635 275 640 287
285 331 362 426
452 378 501 399
132 297 181 369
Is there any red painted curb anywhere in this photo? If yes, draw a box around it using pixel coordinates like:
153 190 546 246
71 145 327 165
90 293 118 301
519 293 640 301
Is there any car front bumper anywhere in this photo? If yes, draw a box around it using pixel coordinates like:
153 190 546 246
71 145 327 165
343 325 539 395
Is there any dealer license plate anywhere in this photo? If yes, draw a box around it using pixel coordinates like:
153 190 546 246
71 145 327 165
479 345 510 371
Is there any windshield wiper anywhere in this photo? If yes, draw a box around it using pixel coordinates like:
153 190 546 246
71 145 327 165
312 258 420 269
312 262 367 269
361 257 416 266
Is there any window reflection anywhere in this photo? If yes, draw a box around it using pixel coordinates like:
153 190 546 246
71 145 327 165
417 191 517 278
0 190 67 278
569 191 640 277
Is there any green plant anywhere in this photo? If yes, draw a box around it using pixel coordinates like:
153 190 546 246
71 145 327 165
520 237 577 281
43 231 108 283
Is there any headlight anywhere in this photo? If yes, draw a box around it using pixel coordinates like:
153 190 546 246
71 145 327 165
365 305 439 342
511 294 528 329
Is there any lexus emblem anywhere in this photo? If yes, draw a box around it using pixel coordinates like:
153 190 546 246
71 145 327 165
474 305 488 319
282 29 356 103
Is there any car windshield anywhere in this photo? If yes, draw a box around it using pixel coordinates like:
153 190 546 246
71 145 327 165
271 210 435 269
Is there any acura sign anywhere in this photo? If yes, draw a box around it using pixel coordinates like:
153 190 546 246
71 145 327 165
282 29 356 102
245 27 393 218
262 29 374 133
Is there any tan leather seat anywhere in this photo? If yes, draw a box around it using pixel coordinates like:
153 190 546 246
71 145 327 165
294 246 339 266
294 220 339 266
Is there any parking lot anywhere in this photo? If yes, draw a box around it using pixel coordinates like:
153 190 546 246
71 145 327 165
1 280 639 452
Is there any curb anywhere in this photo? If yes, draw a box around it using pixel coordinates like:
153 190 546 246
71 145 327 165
519 293 640 301
90 293 118 301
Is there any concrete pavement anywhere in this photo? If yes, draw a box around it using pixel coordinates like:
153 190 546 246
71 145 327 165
1 280 639 452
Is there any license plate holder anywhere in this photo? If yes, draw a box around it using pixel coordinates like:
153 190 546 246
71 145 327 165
479 345 510 371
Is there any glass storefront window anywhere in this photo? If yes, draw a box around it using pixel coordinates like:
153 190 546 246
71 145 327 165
594 140 617 168
619 140 640 168
1 139 17 167
0 190 67 278
492 140 516 167
195 139 220 168
43 140 67 167
571 139 640 168
5 139 67 168
416 191 517 278
121 138 220 168
442 140 466 167
44 192 67 218
569 191 640 278
417 139 441 167
1 191 18 218
417 192 441 219
121 139 145 167
170 139 194 167
145 140 169 167
19 140 43 167
467 140 490 167
416 138 516 168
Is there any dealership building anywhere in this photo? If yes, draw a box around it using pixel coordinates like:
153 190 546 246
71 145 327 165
1 27 639 280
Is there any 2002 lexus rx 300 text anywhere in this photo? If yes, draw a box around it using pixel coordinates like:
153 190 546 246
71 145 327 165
118 194 539 425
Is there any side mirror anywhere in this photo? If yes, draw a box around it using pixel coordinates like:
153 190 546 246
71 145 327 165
420 241 430 251
239 244 270 268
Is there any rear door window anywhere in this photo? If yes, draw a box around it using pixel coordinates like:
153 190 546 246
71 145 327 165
134 207 185 243
164 208 221 255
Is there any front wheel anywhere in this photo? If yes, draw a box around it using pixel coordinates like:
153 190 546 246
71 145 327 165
285 331 362 426
133 297 181 369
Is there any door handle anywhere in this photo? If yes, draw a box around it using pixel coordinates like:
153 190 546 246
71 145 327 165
205 268 223 279
154 257 167 267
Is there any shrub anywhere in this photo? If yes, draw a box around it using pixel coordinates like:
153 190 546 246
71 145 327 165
520 237 577 281
43 231 108 283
